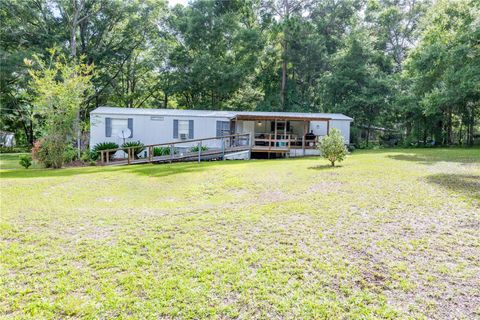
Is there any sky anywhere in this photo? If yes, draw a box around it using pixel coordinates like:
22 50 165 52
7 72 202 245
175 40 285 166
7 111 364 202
167 0 190 6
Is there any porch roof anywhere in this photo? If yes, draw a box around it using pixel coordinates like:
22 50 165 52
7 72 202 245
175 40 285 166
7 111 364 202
233 114 331 121
231 111 352 121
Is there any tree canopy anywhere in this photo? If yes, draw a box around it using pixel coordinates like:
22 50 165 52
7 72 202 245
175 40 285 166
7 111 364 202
1 0 479 146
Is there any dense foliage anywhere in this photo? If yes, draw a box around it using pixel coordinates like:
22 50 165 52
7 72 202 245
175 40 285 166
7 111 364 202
1 0 479 147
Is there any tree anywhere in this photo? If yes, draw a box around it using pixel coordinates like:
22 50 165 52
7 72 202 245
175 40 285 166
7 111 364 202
318 128 348 166
26 50 93 168
167 0 262 109
403 0 480 145
322 30 393 146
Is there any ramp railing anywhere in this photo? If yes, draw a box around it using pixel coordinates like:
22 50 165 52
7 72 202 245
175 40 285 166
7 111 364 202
99 133 251 165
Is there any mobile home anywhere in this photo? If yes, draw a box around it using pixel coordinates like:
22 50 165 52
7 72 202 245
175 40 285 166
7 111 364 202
90 107 352 158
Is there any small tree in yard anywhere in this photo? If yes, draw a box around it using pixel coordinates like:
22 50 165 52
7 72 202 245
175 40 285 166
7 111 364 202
19 155 32 169
26 49 93 168
318 128 348 166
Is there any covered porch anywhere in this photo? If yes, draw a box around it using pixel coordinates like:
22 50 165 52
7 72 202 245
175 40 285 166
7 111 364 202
232 114 331 157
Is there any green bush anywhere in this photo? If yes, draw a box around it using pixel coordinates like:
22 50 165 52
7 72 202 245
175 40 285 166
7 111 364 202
19 154 32 169
153 146 174 156
32 135 68 168
92 142 119 160
318 129 348 167
63 145 77 163
81 149 93 162
122 141 145 159
190 145 208 152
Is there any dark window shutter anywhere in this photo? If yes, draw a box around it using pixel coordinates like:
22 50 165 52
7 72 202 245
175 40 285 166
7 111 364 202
127 118 133 138
105 117 112 137
173 120 178 138
188 120 194 139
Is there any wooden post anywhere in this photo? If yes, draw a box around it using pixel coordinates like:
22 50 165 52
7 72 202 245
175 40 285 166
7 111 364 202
198 141 202 163
303 121 308 156
248 133 252 159
127 148 131 165
106 150 110 164
149 146 153 162
274 119 277 148
221 137 225 160
100 150 104 165
170 144 174 163
302 135 305 156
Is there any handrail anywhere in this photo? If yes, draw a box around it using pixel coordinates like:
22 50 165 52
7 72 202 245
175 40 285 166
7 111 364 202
99 133 251 165
100 133 250 153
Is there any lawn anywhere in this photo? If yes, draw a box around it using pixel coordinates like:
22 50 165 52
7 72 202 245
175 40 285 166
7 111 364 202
1 148 479 319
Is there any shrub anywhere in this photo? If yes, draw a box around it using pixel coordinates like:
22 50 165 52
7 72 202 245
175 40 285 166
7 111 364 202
190 145 208 152
92 142 119 160
122 141 145 159
31 135 67 168
153 146 173 156
318 129 348 167
80 150 96 163
63 145 77 164
19 154 32 169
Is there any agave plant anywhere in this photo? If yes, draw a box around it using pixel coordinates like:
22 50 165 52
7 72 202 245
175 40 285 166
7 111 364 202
122 141 145 159
92 142 119 160
190 145 208 152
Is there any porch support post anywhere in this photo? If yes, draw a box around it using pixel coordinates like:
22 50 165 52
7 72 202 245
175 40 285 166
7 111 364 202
274 118 277 148
302 121 307 156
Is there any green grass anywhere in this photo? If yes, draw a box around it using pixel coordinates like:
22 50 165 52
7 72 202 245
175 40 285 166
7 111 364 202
0 153 40 170
1 148 479 319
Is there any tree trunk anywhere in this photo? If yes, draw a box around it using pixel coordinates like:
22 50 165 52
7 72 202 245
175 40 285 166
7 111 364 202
366 124 371 147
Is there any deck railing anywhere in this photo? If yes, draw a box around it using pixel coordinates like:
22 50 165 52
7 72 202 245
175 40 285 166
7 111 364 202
99 133 251 165
253 133 320 151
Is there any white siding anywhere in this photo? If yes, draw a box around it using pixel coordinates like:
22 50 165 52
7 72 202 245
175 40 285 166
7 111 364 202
90 114 231 150
330 120 351 143
309 121 328 136
309 120 350 143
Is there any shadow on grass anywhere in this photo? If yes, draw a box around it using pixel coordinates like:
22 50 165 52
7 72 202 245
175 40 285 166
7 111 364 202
426 173 480 201
386 148 480 165
308 164 340 170
0 159 247 179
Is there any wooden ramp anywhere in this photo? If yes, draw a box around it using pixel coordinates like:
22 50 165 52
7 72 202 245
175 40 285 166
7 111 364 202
100 134 251 166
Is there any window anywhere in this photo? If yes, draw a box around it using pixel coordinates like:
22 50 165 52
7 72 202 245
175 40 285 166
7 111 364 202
111 119 128 137
174 119 193 139
178 120 189 136
216 121 230 137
